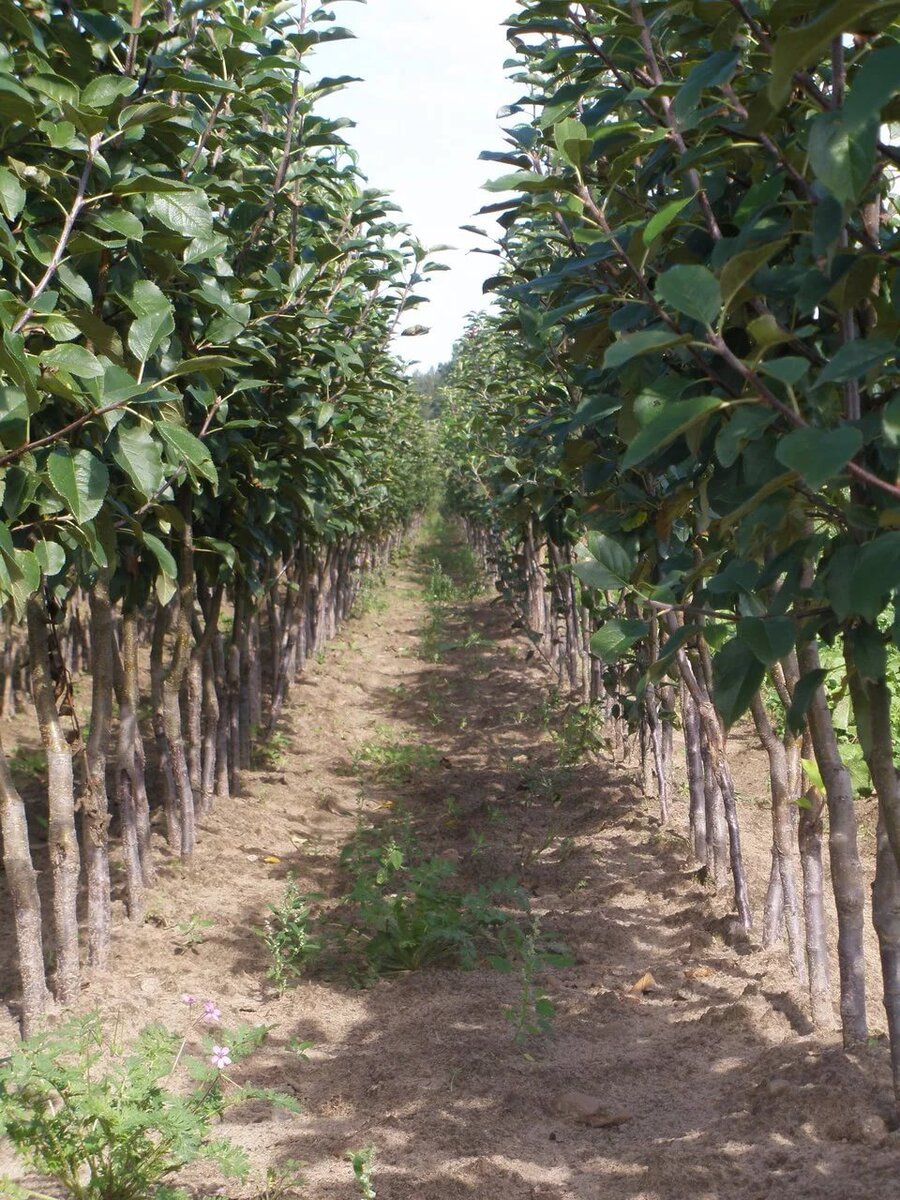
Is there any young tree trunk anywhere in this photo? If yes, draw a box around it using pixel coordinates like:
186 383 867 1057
750 693 806 982
117 607 147 919
798 769 835 1030
798 640 867 1045
844 661 900 1108
248 609 262 735
682 682 707 864
164 514 197 860
199 646 218 816
27 593 80 1004
150 602 179 849
185 651 202 797
0 732 49 1034
212 627 231 802
84 574 113 968
673 634 751 928
646 619 669 824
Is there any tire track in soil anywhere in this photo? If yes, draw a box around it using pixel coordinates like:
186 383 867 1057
1 540 897 1199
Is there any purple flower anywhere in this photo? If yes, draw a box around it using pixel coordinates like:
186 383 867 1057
210 1045 232 1070
181 993 197 1006
202 1000 222 1024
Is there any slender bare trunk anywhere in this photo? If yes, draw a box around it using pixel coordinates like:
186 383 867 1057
27 593 80 1003
798 769 835 1029
117 608 148 916
798 640 867 1045
0 732 49 1034
682 682 707 863
750 693 806 981
150 602 179 848
845 660 900 1109
84 575 113 968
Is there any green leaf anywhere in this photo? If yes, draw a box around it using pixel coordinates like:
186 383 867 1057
883 394 900 447
156 421 218 487
847 623 886 683
622 396 723 469
800 756 825 792
759 357 809 386
644 194 695 244
147 188 214 238
34 539 66 577
808 111 877 205
719 239 788 311
163 356 240 380
554 117 592 169
848 533 900 621
9 548 40 619
712 637 766 729
0 167 25 221
656 265 721 326
736 616 795 667
47 448 109 524
112 422 166 499
572 533 634 591
603 329 689 370
590 618 649 661
816 336 895 385
673 50 740 126
774 425 863 490
40 343 104 379
142 532 177 581
844 44 900 129
769 2 885 111
81 75 137 109
787 669 829 735
126 280 175 364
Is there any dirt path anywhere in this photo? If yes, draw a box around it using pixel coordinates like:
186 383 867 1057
2 535 898 1199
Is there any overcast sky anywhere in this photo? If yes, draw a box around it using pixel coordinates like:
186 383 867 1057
313 0 514 369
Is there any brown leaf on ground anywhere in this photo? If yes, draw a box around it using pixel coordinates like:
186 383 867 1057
625 970 658 999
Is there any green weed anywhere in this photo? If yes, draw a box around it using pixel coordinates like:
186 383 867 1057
346 1148 376 1200
252 730 290 770
174 914 214 952
0 1009 297 1200
262 822 528 987
262 880 324 992
352 730 438 783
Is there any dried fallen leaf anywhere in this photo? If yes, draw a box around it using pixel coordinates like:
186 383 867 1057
263 855 280 865
581 1110 632 1128
625 971 658 1000
684 966 715 981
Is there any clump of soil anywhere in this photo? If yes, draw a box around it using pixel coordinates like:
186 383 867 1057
1 548 894 1199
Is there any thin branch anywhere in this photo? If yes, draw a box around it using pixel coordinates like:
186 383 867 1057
12 135 101 335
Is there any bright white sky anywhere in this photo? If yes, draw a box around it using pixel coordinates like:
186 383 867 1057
313 0 514 369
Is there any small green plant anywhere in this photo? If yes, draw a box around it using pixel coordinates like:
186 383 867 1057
494 925 570 1044
548 701 608 767
288 1038 314 1062
251 730 290 770
262 879 324 991
174 914 214 953
8 748 47 782
351 572 388 618
351 731 438 783
263 822 528 986
346 1148 376 1200
0 1000 299 1200
248 1159 307 1200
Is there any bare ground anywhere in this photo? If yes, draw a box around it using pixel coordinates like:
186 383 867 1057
1 539 898 1199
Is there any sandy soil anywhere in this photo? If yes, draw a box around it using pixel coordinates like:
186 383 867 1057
1 540 898 1199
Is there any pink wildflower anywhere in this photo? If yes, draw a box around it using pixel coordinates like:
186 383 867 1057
181 993 197 1006
210 1045 232 1070
202 1000 222 1024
